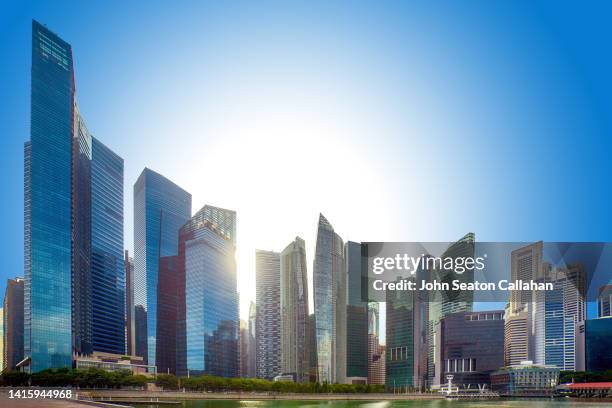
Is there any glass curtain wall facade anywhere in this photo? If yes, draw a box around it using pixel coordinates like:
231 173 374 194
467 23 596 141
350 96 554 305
176 205 236 376
91 138 125 354
26 20 74 372
345 241 368 380
386 278 414 390
313 214 346 384
3 278 25 371
71 106 92 356
133 168 191 365
280 237 310 383
184 221 238 377
534 265 585 370
255 250 281 380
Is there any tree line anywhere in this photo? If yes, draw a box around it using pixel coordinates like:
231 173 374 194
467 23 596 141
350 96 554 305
1 369 385 393
559 370 612 384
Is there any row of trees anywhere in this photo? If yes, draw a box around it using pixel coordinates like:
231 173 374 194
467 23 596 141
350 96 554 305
1 369 385 393
156 374 385 393
0 368 148 388
559 370 612 384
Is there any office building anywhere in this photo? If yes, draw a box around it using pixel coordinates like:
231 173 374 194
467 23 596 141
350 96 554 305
386 278 414 390
504 304 529 366
503 242 544 367
25 21 125 371
427 234 475 386
368 334 385 385
491 362 560 396
598 285 612 318
585 317 612 373
313 214 346 384
134 305 147 361
280 237 310 383
133 168 191 365
25 20 74 372
156 255 180 374
345 241 368 383
183 205 238 377
247 301 257 377
434 311 504 387
125 251 135 356
90 138 125 354
255 250 281 380
239 320 248 377
75 351 156 377
308 313 318 382
0 308 3 371
3 278 24 371
534 264 586 370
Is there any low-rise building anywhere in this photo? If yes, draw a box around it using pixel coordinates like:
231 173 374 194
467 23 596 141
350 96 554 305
75 352 157 377
491 361 559 396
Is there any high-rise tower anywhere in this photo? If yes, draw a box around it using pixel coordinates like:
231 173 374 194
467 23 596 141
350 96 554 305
133 168 191 365
255 250 281 380
313 214 346 384
280 237 310 383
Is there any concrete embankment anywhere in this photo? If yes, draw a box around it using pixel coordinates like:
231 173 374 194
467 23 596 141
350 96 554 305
82 390 443 401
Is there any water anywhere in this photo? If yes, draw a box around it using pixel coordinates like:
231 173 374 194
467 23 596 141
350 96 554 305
134 399 611 408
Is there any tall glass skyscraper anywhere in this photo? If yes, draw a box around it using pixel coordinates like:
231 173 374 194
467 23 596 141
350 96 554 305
534 264 585 370
280 237 310 383
313 214 346 384
175 205 236 375
345 241 368 381
91 138 125 354
255 250 281 380
386 277 414 390
25 20 74 372
25 21 126 371
133 168 191 365
183 206 238 377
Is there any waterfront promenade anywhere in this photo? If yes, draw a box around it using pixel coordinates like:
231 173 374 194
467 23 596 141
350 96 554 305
80 390 444 401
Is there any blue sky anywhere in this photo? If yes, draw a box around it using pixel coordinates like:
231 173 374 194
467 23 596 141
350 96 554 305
1 1 611 321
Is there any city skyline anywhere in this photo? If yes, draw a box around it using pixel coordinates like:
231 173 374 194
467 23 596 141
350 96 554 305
3 2 612 325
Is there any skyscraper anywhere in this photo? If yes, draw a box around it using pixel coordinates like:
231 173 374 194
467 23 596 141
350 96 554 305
0 308 3 371
133 168 191 365
176 205 236 376
504 242 544 366
25 20 74 372
598 284 612 318
183 206 238 377
91 138 125 354
255 250 281 380
367 303 383 385
3 278 24 371
280 237 310 383
157 254 180 374
427 234 474 386
585 317 612 373
434 311 504 387
247 301 257 378
345 241 368 382
386 277 414 390
239 319 248 377
125 251 135 356
313 213 346 384
534 264 586 370
25 21 125 371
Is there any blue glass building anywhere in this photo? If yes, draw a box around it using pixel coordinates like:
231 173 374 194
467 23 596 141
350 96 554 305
133 168 191 365
585 317 612 373
184 206 238 377
313 214 346 384
25 20 74 372
25 22 127 370
91 138 125 354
